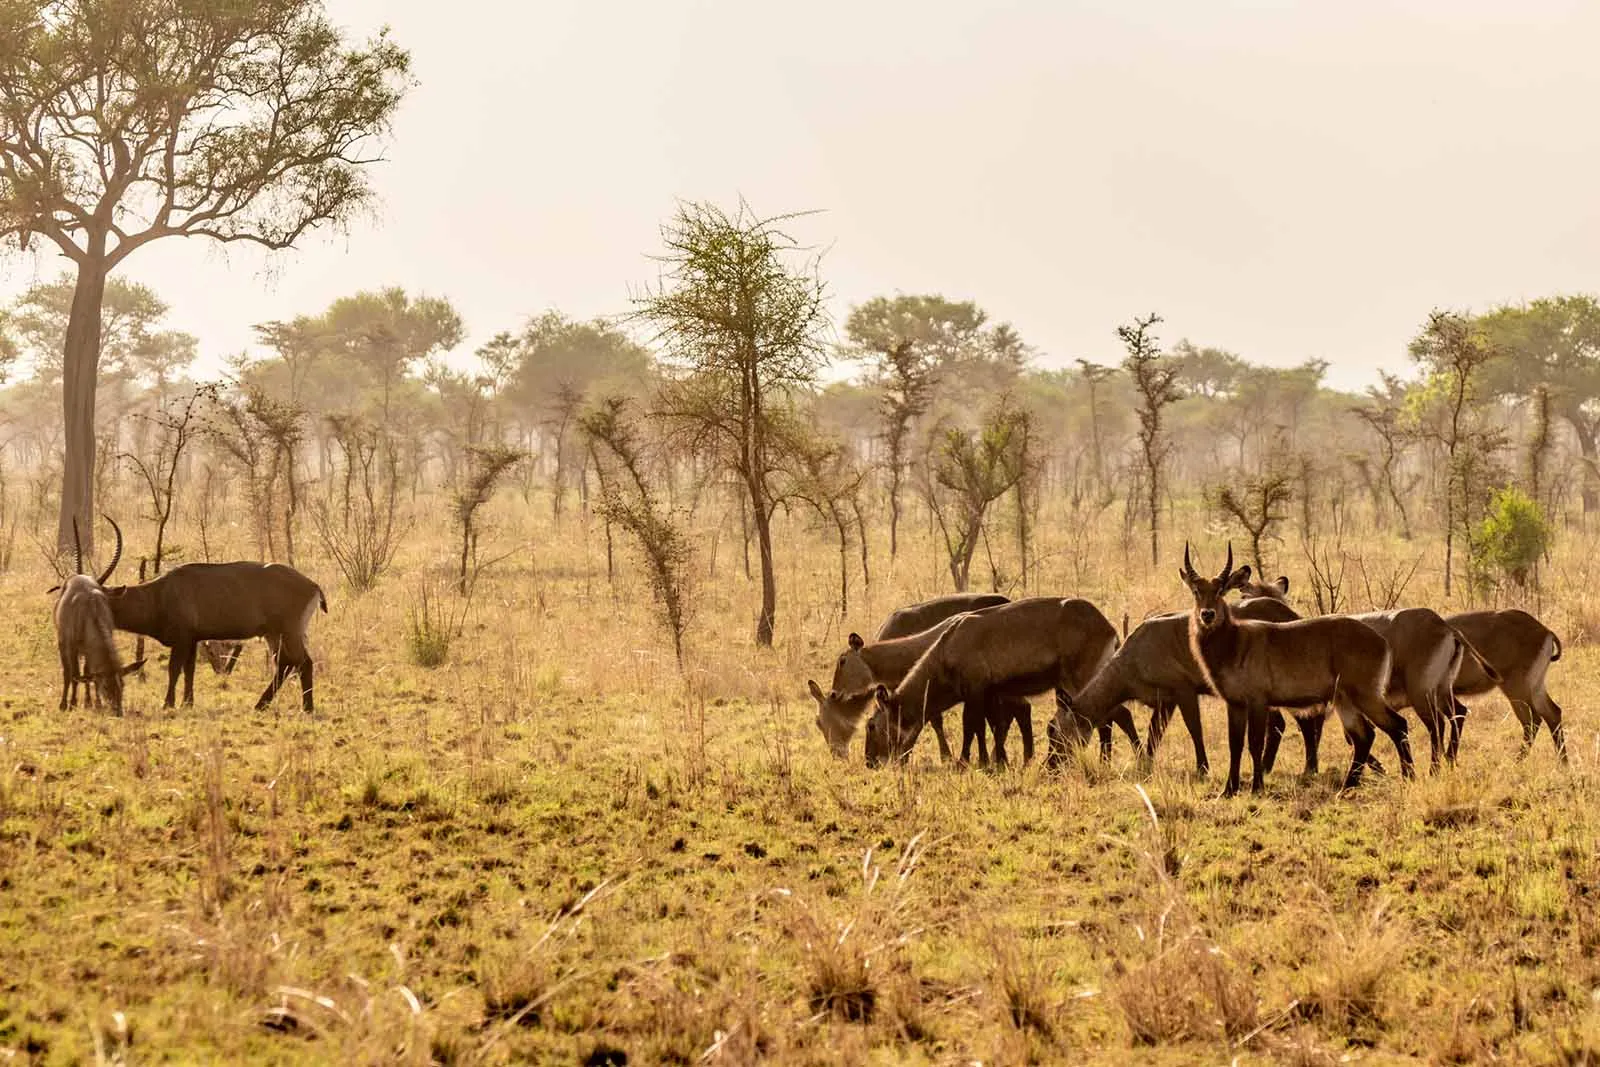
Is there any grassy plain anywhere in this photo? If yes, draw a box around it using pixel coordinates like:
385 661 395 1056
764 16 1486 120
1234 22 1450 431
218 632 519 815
2 496 1599 1065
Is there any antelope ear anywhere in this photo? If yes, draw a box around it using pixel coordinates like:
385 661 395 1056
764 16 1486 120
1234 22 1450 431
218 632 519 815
1232 564 1253 590
807 679 825 703
847 632 864 651
873 683 891 704
1275 576 1290 595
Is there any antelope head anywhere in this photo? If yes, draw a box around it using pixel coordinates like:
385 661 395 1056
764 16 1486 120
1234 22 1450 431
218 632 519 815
1180 543 1251 633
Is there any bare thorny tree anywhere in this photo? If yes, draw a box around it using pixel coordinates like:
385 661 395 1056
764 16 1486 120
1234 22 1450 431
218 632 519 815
921 402 1032 592
581 395 693 669
1120 314 1182 567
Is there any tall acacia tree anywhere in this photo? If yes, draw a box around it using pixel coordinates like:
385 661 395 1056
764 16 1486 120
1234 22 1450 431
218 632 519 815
638 202 829 647
0 0 411 552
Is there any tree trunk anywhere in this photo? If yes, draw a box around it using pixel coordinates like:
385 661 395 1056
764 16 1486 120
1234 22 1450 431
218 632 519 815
750 486 777 646
836 517 849 617
1565 409 1599 515
1146 456 1160 568
950 515 979 592
58 259 109 554
888 463 902 560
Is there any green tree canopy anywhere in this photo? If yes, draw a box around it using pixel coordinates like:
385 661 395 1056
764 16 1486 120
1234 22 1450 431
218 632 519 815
0 0 412 551
322 287 463 414
8 273 194 387
1476 294 1600 512
503 311 653 417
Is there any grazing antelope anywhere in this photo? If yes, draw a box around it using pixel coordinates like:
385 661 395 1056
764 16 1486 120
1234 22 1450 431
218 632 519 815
52 518 143 715
875 593 1009 641
1174 545 1413 795
1239 576 1501 771
809 594 1130 767
97 519 328 711
865 597 1135 768
1446 609 1565 761
876 593 1034 766
809 615 1039 767
1049 583 1326 776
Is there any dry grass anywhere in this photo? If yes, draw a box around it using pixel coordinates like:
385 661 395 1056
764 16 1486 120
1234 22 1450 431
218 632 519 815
0 493 1597 1063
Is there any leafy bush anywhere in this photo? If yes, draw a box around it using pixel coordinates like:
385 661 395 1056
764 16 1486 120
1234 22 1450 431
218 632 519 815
1476 487 1550 590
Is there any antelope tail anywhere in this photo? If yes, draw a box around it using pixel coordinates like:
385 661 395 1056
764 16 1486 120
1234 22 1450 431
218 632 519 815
317 585 329 613
1451 628 1502 685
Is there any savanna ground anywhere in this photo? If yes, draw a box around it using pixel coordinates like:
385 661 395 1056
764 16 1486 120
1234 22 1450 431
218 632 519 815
3 497 1600 1066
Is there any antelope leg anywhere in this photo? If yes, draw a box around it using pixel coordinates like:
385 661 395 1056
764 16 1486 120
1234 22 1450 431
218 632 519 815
1299 712 1326 777
1223 702 1246 798
1260 710 1287 776
1246 703 1269 794
928 710 954 762
1175 691 1208 777
1016 702 1034 765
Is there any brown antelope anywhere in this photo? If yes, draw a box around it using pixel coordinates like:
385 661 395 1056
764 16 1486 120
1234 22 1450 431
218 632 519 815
875 593 1009 641
1446 609 1565 761
97 519 328 711
1176 545 1413 795
1048 581 1325 776
1239 576 1501 771
809 595 1129 766
865 597 1135 767
809 594 1014 762
52 519 144 715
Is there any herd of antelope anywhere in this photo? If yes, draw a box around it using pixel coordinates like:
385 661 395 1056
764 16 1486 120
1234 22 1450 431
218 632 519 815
808 544 1567 796
45 515 1567 797
50 516 326 717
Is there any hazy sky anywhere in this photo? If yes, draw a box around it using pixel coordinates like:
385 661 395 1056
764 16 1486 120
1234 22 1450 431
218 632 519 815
4 0 1598 391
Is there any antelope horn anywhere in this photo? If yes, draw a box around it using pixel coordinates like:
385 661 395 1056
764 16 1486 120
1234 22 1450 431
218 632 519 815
1182 542 1195 579
72 517 84 576
1220 542 1234 583
97 516 123 585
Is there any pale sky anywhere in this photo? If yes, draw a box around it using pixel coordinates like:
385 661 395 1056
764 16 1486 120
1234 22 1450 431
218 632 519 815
4 0 1598 392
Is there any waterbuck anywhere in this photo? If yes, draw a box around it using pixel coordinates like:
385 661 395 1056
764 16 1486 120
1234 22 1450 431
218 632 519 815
52 519 143 715
97 519 328 711
864 597 1134 767
808 594 1012 760
875 593 1009 641
1049 583 1325 776
1239 576 1501 771
1446 609 1565 761
1178 545 1413 795
808 611 1041 767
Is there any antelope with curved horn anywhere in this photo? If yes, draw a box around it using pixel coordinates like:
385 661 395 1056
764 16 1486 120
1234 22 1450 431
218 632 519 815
1175 543 1412 795
98 518 328 711
1050 578 1327 777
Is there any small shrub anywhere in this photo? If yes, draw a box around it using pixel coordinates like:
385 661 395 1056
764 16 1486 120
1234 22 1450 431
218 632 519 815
406 583 463 668
1476 487 1551 590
